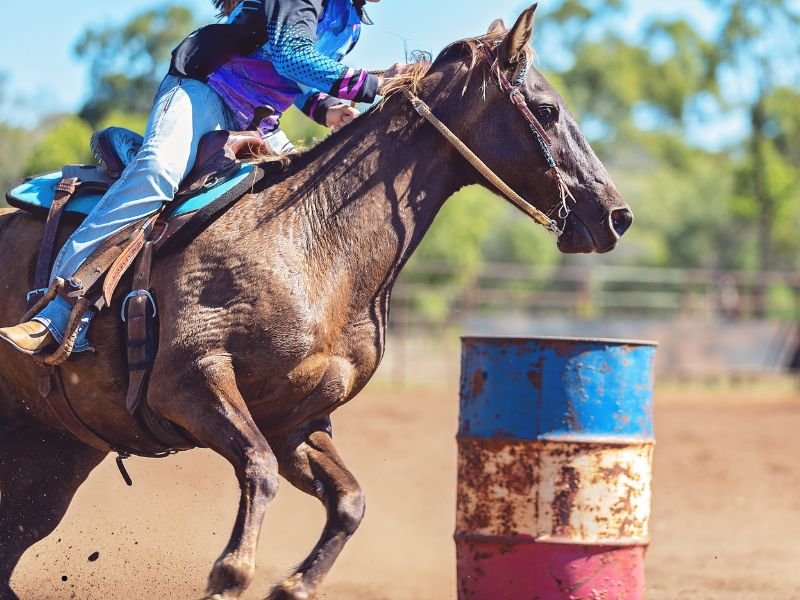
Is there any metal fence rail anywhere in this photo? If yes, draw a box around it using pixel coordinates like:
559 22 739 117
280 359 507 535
371 261 800 382
392 261 800 325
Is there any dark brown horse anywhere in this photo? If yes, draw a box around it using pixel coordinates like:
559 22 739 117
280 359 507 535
0 7 631 600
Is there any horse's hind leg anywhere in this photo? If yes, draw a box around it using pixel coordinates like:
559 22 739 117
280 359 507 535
149 357 279 600
0 426 106 600
267 417 365 600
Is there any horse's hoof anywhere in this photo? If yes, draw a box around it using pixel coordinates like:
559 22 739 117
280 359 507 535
0 584 20 600
265 578 312 600
265 592 307 600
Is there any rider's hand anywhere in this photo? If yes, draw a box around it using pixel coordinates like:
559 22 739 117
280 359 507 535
326 104 360 132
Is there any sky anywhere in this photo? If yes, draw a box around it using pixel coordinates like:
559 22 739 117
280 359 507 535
6 0 538 124
0 0 733 141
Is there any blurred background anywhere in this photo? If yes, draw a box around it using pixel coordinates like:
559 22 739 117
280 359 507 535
1 0 799 381
3 2 800 599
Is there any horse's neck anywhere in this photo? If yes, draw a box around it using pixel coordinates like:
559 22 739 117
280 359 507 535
287 96 467 289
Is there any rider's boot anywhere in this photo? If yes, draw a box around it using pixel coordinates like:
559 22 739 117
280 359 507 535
0 321 55 355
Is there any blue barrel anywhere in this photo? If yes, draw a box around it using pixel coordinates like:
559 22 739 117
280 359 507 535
455 336 656 599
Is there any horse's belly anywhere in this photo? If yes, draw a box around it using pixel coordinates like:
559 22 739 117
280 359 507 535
245 352 368 434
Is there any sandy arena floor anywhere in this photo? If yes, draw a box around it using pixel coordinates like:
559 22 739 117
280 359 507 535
10 383 800 599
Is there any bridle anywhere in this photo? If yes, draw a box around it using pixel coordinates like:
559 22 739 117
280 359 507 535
402 44 576 236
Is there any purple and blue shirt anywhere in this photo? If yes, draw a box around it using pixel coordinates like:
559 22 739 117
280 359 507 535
204 0 379 133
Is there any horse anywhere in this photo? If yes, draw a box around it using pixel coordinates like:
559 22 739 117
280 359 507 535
0 6 632 600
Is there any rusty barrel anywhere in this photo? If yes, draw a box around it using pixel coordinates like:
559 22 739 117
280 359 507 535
456 336 656 599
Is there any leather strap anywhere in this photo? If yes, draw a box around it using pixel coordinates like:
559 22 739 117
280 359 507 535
37 369 53 398
43 367 113 452
29 178 79 405
102 222 151 306
70 218 148 302
124 239 156 414
152 213 193 252
30 177 79 304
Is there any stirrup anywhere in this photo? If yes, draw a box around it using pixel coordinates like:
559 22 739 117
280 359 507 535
21 278 65 322
32 296 93 367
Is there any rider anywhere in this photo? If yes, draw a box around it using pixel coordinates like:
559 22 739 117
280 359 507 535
0 0 400 356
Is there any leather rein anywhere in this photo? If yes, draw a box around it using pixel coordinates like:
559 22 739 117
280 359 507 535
402 44 576 236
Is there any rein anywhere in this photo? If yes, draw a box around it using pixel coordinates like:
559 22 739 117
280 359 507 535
402 45 577 236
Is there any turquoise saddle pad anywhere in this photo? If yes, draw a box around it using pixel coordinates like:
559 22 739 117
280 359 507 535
7 164 257 221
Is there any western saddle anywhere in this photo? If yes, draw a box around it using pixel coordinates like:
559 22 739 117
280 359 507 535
18 124 278 466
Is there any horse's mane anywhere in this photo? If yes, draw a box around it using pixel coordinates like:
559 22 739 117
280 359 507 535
380 29 535 100
252 29 535 173
212 0 242 17
378 52 433 100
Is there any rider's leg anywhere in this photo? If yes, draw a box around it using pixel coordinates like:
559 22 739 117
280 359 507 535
49 76 236 280
0 75 236 355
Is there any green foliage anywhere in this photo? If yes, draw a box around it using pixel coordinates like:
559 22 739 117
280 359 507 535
731 139 800 269
0 125 34 201
24 116 94 174
278 106 329 147
767 86 800 164
403 186 559 320
0 0 796 323
609 130 740 269
97 110 149 135
75 6 197 125
560 36 649 128
537 0 800 280
0 76 36 199
555 15 717 135
707 0 800 275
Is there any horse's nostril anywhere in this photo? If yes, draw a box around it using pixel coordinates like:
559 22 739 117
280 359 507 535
610 208 633 238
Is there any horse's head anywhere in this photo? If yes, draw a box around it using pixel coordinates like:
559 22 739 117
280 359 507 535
415 4 632 253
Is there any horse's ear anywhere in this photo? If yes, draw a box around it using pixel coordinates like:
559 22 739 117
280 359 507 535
488 19 507 34
498 3 537 67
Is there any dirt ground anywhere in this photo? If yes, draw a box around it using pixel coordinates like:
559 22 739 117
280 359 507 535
9 381 800 599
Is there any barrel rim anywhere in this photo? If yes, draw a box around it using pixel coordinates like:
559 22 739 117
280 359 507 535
453 532 651 547
460 334 659 347
455 434 656 446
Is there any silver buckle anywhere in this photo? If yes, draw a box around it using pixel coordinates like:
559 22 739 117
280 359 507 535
120 290 157 322
26 287 48 303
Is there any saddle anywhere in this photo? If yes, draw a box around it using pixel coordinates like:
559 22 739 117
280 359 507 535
6 122 286 456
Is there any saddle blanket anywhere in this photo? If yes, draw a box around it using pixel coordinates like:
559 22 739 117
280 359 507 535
6 164 257 222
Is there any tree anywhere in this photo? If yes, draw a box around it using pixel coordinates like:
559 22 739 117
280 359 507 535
709 0 800 278
24 115 95 174
534 0 800 280
0 75 37 198
534 3 735 271
74 6 197 125
0 125 33 200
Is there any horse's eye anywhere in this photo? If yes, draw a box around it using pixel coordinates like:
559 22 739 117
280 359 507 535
536 105 558 123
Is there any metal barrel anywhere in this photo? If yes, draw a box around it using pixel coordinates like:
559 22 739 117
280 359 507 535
456 336 656 600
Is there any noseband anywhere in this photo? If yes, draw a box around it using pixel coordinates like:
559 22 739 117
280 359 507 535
403 45 576 236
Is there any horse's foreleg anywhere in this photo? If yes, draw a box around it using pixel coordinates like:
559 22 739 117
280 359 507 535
268 417 365 600
150 357 279 600
0 426 106 599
